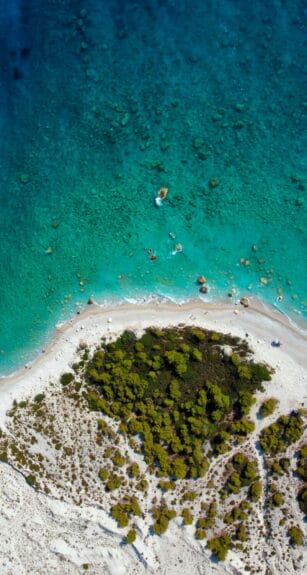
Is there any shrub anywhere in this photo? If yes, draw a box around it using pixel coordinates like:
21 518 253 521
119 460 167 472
207 534 231 561
158 480 175 492
0 451 8 462
236 524 248 541
296 444 307 480
227 471 242 494
136 479 148 492
182 508 193 525
270 491 284 507
152 515 169 535
99 468 108 481
26 474 36 487
260 398 278 417
60 372 74 386
126 529 137 544
297 486 307 515
111 450 126 467
111 505 129 528
249 481 262 502
288 526 303 546
151 505 176 535
181 490 197 502
237 390 256 417
105 474 122 491
34 393 45 403
260 412 303 454
127 462 140 478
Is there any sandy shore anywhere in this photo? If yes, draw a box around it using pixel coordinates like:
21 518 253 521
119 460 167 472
0 297 306 429
0 298 306 575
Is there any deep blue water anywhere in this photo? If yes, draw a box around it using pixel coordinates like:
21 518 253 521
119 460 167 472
0 0 306 374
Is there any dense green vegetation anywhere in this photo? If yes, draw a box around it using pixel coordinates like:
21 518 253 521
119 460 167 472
288 526 304 546
226 453 258 494
296 444 307 516
259 412 304 454
207 533 232 561
151 504 177 535
268 457 290 476
84 327 271 480
111 496 142 528
126 529 137 544
259 398 278 418
60 372 75 386
297 486 307 515
296 444 307 481
2 322 305 570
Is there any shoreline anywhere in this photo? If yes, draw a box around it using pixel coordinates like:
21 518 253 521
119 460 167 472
0 297 306 575
0 296 306 429
1 291 306 379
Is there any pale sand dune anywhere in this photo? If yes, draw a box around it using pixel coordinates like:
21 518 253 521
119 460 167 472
0 298 306 574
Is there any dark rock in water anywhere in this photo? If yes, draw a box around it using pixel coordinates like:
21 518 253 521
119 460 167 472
193 137 204 149
209 178 220 188
197 275 206 285
87 297 94 305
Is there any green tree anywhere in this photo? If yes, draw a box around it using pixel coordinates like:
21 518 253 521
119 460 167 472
99 468 108 481
60 372 74 386
207 534 231 561
195 528 206 540
127 462 140 478
270 491 284 507
288 526 304 546
169 379 181 401
249 481 262 502
126 529 137 544
182 508 193 525
236 524 248 541
260 398 278 417
298 486 307 515
237 390 256 416
171 457 188 480
227 472 242 494
152 516 169 535
105 474 122 492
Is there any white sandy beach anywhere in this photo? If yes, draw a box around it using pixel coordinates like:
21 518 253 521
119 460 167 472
0 298 306 575
1 298 306 428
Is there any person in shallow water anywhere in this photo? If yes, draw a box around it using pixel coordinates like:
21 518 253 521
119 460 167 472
155 187 168 206
171 243 183 256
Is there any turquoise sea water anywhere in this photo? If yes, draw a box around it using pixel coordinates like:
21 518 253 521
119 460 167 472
0 0 306 374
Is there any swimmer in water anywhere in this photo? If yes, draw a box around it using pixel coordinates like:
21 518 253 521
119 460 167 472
171 243 183 256
155 187 168 206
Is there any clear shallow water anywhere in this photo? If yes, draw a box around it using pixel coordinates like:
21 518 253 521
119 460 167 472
0 0 306 374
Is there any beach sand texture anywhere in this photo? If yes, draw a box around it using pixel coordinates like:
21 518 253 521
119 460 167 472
0 300 306 574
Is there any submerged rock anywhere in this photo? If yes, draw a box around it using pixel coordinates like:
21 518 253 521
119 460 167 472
209 177 220 189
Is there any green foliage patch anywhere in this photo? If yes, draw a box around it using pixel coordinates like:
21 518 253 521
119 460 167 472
296 444 307 481
84 327 271 480
288 526 304 546
60 372 74 386
207 533 232 561
260 412 304 454
151 504 176 535
259 397 278 417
